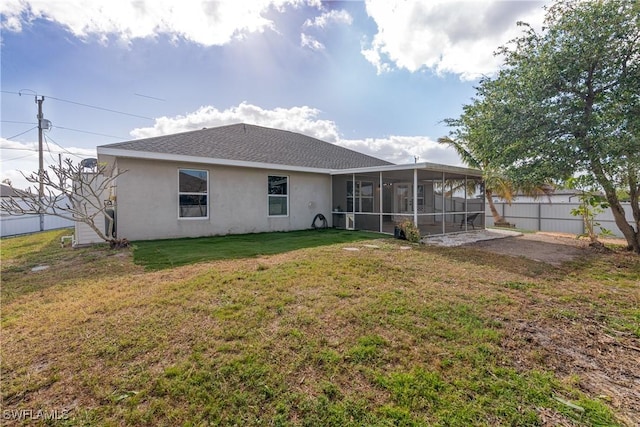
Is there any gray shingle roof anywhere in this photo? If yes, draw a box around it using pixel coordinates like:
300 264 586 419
1 184 21 197
100 123 392 170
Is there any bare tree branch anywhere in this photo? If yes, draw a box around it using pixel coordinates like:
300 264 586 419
0 158 127 244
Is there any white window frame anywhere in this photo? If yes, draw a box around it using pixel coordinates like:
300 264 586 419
178 168 209 219
268 175 289 217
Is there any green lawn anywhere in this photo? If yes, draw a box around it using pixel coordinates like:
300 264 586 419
132 229 383 270
2 229 639 426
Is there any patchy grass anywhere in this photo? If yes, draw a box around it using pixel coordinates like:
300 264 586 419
1 229 142 303
132 229 383 270
1 230 639 426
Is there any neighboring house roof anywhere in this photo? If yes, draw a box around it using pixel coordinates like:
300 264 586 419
99 123 392 171
1 184 22 197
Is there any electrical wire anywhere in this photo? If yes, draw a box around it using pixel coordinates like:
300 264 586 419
46 95 154 120
134 93 166 101
1 135 92 159
53 125 125 139
43 135 58 164
0 120 38 125
2 90 154 120
5 127 37 140
1 153 37 162
44 134 87 160
3 122 126 140
0 147 38 152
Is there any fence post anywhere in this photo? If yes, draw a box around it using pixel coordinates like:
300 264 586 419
538 203 542 231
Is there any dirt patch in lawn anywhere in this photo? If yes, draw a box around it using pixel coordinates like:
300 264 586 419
464 232 640 425
466 232 602 265
503 317 640 426
463 233 640 426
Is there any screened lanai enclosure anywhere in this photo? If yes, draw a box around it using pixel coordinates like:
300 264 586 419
331 163 485 236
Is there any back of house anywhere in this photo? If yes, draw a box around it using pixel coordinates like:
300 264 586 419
76 123 483 245
88 123 390 243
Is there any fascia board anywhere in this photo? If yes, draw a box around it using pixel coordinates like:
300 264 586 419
330 162 483 177
97 147 332 174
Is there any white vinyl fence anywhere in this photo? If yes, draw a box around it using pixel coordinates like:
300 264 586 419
486 202 635 238
0 214 73 237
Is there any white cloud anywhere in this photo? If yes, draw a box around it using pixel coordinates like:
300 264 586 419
0 138 96 191
336 136 461 167
362 0 547 80
130 102 463 167
301 33 325 50
303 9 352 28
301 9 351 51
0 0 306 45
130 102 341 143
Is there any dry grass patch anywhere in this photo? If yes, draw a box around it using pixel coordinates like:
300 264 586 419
1 231 638 425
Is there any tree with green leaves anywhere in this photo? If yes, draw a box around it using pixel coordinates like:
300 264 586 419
451 0 640 252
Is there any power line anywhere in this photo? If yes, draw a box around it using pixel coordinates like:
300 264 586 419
47 95 154 120
1 139 88 159
3 122 126 140
135 93 166 101
53 125 126 139
43 135 58 164
0 147 38 152
1 153 37 162
1 120 38 125
44 134 87 160
5 127 37 140
2 90 155 120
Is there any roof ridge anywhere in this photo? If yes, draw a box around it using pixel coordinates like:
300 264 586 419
98 124 392 170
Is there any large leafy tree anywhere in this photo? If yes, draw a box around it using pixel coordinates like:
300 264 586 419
461 0 640 252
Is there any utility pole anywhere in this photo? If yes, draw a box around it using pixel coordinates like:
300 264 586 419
36 95 45 231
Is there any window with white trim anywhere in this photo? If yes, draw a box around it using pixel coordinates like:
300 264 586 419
268 175 288 216
347 180 374 212
178 169 208 218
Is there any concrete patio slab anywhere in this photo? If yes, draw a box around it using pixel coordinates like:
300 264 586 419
422 228 522 247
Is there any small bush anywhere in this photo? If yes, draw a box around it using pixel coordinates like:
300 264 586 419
399 221 421 243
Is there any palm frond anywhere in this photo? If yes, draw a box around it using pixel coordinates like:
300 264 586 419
437 137 483 170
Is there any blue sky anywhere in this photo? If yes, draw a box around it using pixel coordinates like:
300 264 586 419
1 0 547 189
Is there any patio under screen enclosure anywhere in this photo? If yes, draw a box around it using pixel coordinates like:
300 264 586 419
331 163 485 236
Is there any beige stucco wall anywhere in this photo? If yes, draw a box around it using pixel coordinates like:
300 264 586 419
104 157 332 241
72 172 110 246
